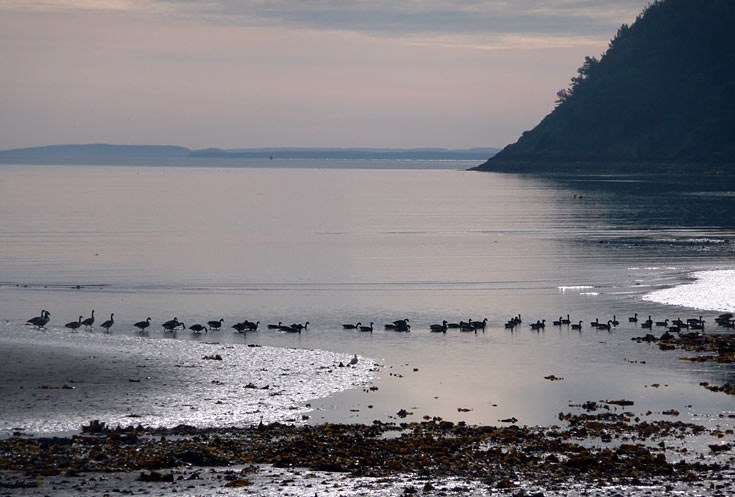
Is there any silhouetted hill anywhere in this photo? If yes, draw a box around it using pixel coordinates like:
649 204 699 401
0 144 497 164
477 0 735 173
191 147 498 160
0 144 191 163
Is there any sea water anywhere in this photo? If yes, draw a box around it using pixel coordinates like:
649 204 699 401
0 161 734 435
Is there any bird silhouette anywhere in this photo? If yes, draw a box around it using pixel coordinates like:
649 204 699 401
134 317 151 332
189 324 207 334
27 310 50 329
99 313 114 332
82 310 95 330
207 318 224 330
65 316 83 332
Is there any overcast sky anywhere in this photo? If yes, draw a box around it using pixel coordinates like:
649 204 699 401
0 0 650 150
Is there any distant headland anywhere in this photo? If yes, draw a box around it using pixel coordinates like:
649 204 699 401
0 144 498 164
475 0 735 174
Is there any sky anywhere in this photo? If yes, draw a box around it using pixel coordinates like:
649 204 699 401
0 0 651 150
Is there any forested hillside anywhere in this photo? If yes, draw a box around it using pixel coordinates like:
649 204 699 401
477 0 735 172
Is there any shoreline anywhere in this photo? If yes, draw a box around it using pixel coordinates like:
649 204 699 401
2 414 734 496
2 326 734 495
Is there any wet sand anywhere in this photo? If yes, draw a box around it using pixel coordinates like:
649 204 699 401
3 326 735 496
2 337 735 496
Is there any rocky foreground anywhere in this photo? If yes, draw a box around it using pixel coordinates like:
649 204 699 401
2 409 734 495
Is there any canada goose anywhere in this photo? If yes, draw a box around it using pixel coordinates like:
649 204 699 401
27 310 50 329
349 354 358 365
82 310 95 330
561 314 571 325
430 320 447 333
446 321 461 329
189 324 207 333
232 321 248 333
590 318 599 328
393 321 411 332
470 318 488 330
280 324 301 333
689 320 705 331
65 316 83 332
611 315 619 326
291 322 309 332
553 317 563 326
245 320 260 331
162 317 180 332
100 313 114 332
505 315 522 328
459 321 476 332
134 317 152 332
597 320 613 331
655 319 669 327
267 322 282 329
629 313 638 323
343 322 361 330
393 318 410 327
207 318 224 330
571 321 583 330
530 319 546 330
359 322 374 332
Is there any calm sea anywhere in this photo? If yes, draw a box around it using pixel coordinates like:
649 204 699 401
1 160 734 432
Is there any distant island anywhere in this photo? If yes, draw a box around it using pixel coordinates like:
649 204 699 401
476 0 735 174
0 144 498 164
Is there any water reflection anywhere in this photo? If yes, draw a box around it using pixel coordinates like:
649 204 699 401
0 164 733 430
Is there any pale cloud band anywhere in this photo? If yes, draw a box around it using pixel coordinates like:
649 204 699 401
2 0 648 39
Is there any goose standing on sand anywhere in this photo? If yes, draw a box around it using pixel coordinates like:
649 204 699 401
27 310 50 329
82 310 95 330
134 317 151 332
359 322 373 332
65 316 83 332
99 313 114 332
207 318 224 331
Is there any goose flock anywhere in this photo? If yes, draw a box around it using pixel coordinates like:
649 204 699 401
23 309 735 336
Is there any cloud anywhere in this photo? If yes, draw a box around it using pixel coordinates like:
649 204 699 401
4 0 649 39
